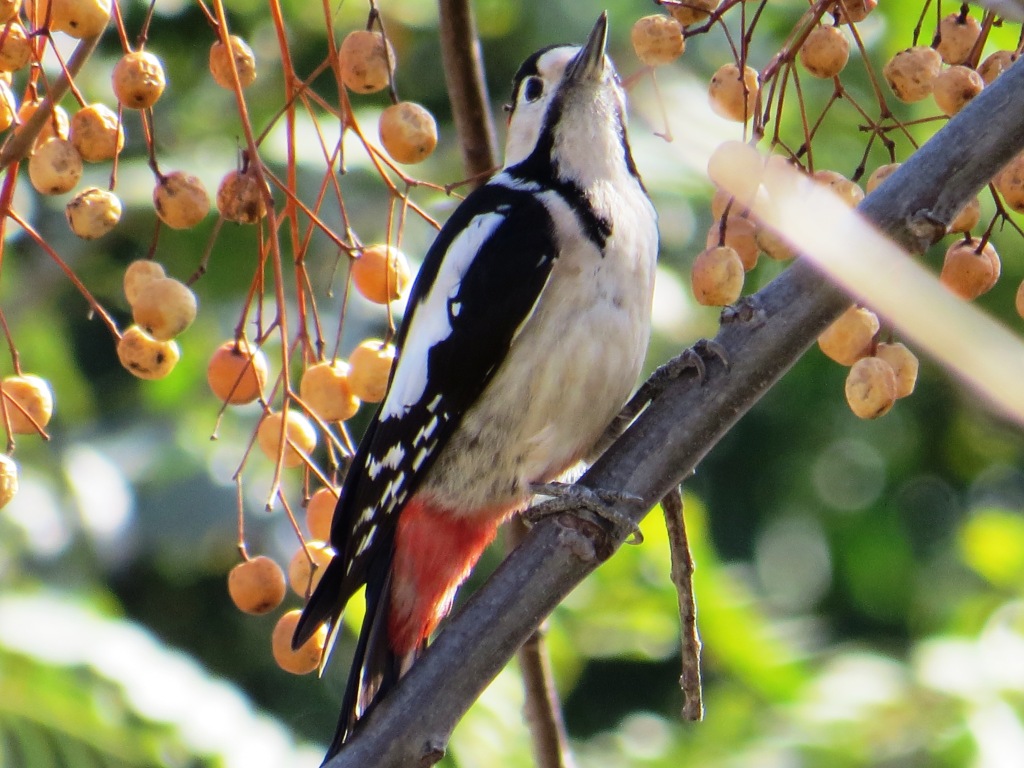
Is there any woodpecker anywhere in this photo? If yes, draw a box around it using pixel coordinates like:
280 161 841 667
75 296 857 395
294 13 658 758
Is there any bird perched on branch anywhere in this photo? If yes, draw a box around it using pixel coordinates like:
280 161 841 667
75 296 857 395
293 13 659 760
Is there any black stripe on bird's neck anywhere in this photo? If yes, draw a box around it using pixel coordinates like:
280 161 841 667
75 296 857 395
507 94 613 251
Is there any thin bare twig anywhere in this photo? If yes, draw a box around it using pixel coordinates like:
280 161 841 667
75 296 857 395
661 488 703 721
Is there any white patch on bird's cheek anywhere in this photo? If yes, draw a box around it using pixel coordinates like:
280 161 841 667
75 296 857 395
382 212 508 417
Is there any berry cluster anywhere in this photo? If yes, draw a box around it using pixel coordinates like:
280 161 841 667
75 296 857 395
633 0 1023 419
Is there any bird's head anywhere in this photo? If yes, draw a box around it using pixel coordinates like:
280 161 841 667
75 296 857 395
503 13 635 187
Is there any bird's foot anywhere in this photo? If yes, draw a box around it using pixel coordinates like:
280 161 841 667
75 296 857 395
525 482 646 544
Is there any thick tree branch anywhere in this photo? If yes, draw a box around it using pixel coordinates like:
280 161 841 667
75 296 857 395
325 56 1024 768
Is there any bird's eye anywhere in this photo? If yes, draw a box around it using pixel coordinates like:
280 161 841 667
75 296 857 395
523 76 543 103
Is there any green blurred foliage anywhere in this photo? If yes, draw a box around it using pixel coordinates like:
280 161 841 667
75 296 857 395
2 0 1024 766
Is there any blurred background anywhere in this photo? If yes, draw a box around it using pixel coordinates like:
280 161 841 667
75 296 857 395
3 0 1024 765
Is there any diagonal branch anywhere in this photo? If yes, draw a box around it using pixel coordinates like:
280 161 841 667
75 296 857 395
324 56 1024 768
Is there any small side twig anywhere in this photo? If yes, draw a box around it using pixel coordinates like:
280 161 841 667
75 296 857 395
661 488 703 721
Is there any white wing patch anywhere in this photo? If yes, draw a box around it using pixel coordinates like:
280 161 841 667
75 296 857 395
382 210 509 418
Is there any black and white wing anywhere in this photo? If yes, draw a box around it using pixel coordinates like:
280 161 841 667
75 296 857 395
293 175 559 647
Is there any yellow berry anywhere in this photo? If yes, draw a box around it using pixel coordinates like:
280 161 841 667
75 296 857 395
940 238 1000 300
28 139 83 195
17 100 69 150
668 0 718 26
818 306 879 365
378 102 438 164
1016 280 1024 320
228 555 286 615
123 259 165 305
708 63 759 122
65 187 122 239
978 50 1016 85
834 0 876 22
348 339 395 403
691 245 744 306
948 197 980 234
706 216 758 270
116 325 180 380
49 0 111 39
755 226 796 261
339 30 395 94
0 23 31 72
994 153 1024 214
272 609 326 675
812 169 864 207
935 12 981 66
209 34 257 90
154 171 210 229
0 81 16 132
112 51 166 109
706 140 763 207
351 244 411 305
883 46 942 102
300 361 361 422
631 14 685 67
207 338 268 405
799 25 850 79
0 453 17 508
257 409 317 468
932 65 983 116
131 276 198 340
845 357 897 419
875 342 918 399
306 487 338 542
287 541 333 598
69 103 125 162
216 169 266 224
1 374 53 435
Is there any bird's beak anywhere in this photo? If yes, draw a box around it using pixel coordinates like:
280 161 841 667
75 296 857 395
565 12 608 84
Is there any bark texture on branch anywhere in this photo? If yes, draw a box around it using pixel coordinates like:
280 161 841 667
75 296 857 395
325 53 1024 768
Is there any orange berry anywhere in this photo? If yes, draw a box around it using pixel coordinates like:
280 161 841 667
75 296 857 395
216 169 266 224
0 81 15 132
17 100 69 150
209 35 257 90
935 12 981 66
117 325 180 380
932 65 983 116
153 171 210 229
0 0 20 24
28 139 82 195
351 244 412 304
818 306 879 365
948 197 980 234
65 187 121 239
812 169 864 207
131 276 198 341
339 30 395 94
834 0 876 22
70 103 125 162
348 339 395 403
287 541 334 598
1 374 53 435
706 216 758 270
691 246 744 306
631 14 685 67
272 609 326 675
940 238 1000 299
112 51 166 109
668 0 718 26
207 339 268 405
1016 280 1024 320
800 25 850 79
378 102 438 164
228 555 286 615
300 361 361 422
707 140 763 206
845 357 897 419
306 487 338 542
0 453 17 508
875 342 918 399
708 63 759 122
257 409 317 468
756 226 796 261
883 47 942 102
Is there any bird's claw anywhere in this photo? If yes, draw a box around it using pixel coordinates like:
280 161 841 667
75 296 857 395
526 482 646 544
